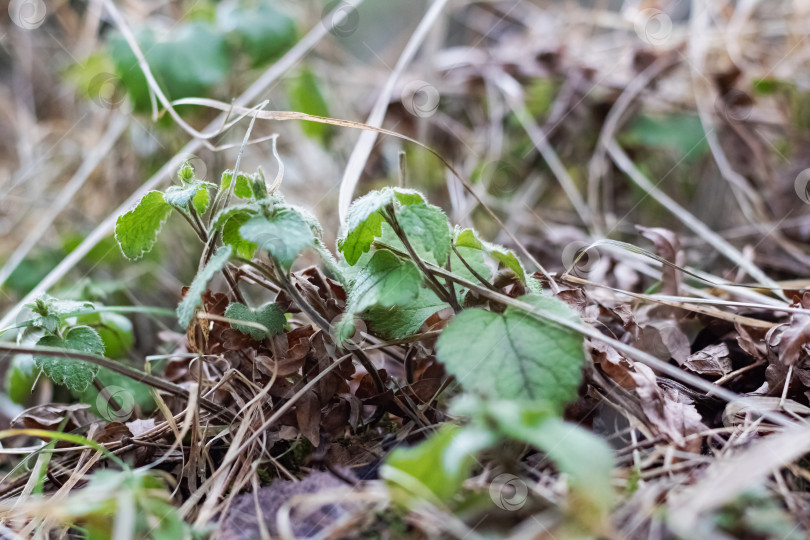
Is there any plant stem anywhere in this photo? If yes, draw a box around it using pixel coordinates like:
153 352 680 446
251 259 387 397
174 208 205 243
186 203 245 303
0 344 234 422
188 204 208 242
221 268 247 305
451 244 499 292
384 207 461 312
93 378 122 413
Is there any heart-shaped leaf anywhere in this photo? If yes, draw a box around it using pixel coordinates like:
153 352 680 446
436 295 585 411
35 326 104 393
224 302 286 341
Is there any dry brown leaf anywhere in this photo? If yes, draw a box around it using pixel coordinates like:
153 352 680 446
295 390 321 446
684 343 731 377
13 403 91 432
639 321 690 364
630 363 706 448
736 322 767 361
96 422 132 444
766 292 810 366
591 340 638 390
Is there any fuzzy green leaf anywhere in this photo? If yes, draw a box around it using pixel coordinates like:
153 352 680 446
450 246 491 290
338 192 390 266
338 188 426 265
281 203 324 239
221 170 254 199
489 247 527 283
396 203 451 266
348 250 422 314
192 187 211 215
239 207 314 270
209 203 259 233
337 250 426 345
34 326 104 393
164 180 215 214
392 190 427 205
455 228 526 282
224 302 286 340
176 246 233 328
25 295 95 333
177 162 195 183
365 286 448 340
222 212 257 260
436 295 585 410
115 191 172 260
453 228 483 250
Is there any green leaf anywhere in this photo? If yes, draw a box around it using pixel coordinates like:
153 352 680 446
347 250 422 314
222 212 258 259
392 190 427 205
34 326 104 393
382 425 495 505
177 161 195 183
115 191 172 260
218 0 296 67
489 247 526 282
338 188 425 265
156 22 230 94
451 397 614 528
221 170 254 199
450 245 491 290
164 180 215 214
287 69 331 143
338 192 390 266
336 250 427 345
176 246 233 328
25 295 95 333
5 354 37 405
239 207 314 270
365 286 448 340
192 187 212 215
209 203 259 233
436 295 585 411
282 203 324 239
396 203 451 266
512 419 613 521
453 228 482 250
487 404 614 526
109 23 230 114
77 367 157 419
224 302 286 340
76 312 133 360
454 228 526 282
